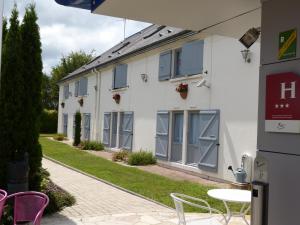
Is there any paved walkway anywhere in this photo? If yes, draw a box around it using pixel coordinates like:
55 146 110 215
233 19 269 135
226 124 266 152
42 158 249 225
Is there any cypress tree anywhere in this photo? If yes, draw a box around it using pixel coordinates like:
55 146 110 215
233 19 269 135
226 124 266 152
20 4 43 191
0 6 25 188
73 111 81 146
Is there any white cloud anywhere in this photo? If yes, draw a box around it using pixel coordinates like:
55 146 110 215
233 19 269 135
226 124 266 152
4 0 150 74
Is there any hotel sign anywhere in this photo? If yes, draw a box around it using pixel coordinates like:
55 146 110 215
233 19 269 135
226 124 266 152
265 72 300 133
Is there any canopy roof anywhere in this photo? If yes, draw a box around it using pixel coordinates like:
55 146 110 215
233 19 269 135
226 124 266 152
55 0 261 32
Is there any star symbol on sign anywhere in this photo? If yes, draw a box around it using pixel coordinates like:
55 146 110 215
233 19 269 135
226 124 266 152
280 104 284 108
275 104 279 108
285 104 289 108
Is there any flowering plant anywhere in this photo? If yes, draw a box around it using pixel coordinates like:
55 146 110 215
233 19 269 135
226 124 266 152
78 98 84 106
113 93 121 103
176 83 188 93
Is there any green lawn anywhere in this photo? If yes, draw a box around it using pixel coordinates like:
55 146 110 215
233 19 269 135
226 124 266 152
40 137 242 212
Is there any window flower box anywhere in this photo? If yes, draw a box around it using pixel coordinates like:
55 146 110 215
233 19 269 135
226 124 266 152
78 98 84 107
176 83 188 99
113 93 121 104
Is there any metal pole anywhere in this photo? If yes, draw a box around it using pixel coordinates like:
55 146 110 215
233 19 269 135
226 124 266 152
0 0 4 90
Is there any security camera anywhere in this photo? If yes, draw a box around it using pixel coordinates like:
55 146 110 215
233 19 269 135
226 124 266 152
196 79 210 88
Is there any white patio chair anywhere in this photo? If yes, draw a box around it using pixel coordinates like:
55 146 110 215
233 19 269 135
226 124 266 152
170 193 227 225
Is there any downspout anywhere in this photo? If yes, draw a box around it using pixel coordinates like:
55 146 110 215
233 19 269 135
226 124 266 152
92 68 101 141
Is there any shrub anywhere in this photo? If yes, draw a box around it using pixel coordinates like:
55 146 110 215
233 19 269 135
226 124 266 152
127 151 157 166
73 111 81 146
41 168 75 215
81 141 104 151
53 133 65 141
112 150 129 162
40 109 58 134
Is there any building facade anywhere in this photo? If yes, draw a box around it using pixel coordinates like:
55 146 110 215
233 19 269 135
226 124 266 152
58 25 260 182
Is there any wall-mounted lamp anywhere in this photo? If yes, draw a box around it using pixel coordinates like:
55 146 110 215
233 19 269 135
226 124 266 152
140 73 148 82
239 27 261 49
241 49 251 63
196 78 210 88
94 85 98 91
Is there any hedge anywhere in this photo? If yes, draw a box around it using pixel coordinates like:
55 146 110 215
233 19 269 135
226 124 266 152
40 109 58 134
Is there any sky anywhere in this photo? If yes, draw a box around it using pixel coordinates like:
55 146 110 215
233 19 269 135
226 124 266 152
3 0 150 74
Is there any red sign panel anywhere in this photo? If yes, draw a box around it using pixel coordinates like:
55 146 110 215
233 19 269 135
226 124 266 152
266 72 300 120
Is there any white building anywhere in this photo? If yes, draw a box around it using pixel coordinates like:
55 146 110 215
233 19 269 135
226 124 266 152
57 25 260 182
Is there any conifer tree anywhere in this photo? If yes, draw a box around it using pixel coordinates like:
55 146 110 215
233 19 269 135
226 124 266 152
20 4 43 191
73 112 82 146
0 6 25 188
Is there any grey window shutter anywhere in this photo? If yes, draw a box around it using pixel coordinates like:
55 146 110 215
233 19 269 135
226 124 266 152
181 40 204 76
84 114 91 141
112 68 116 89
198 110 220 171
114 64 128 89
64 85 69 99
79 78 83 96
63 114 68 136
159 51 172 81
73 115 76 138
155 111 169 158
120 112 133 150
75 81 79 97
103 113 111 146
79 77 88 96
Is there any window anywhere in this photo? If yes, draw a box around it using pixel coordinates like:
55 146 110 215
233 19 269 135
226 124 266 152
158 40 204 80
112 64 128 89
63 85 69 100
102 112 134 150
75 81 79 97
174 48 183 78
74 78 88 97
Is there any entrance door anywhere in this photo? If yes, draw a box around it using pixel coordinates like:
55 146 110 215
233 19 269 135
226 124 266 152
111 112 118 148
171 112 183 162
63 114 68 136
187 111 201 166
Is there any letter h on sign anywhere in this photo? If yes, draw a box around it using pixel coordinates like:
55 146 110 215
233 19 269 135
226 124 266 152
281 81 296 99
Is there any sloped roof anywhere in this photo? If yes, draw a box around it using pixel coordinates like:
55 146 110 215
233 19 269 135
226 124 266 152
59 24 194 83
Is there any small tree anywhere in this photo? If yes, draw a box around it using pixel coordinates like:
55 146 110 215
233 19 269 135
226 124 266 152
20 4 43 191
73 111 81 146
0 6 25 188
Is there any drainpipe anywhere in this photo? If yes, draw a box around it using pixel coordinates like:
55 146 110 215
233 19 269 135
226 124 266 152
92 68 101 141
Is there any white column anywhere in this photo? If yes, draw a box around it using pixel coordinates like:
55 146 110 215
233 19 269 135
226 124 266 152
182 110 188 165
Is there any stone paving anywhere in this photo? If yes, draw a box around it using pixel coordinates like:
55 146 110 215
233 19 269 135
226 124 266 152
42 158 249 225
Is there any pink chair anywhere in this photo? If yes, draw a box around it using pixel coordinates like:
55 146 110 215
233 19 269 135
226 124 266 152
0 189 7 221
7 191 49 225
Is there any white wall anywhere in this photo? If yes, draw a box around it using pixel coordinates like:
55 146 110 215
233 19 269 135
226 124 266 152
58 73 97 140
58 34 260 181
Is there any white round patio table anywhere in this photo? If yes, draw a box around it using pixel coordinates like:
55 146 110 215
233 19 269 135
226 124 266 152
207 189 251 225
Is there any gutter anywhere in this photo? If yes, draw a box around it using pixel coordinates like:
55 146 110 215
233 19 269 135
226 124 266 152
58 30 198 84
